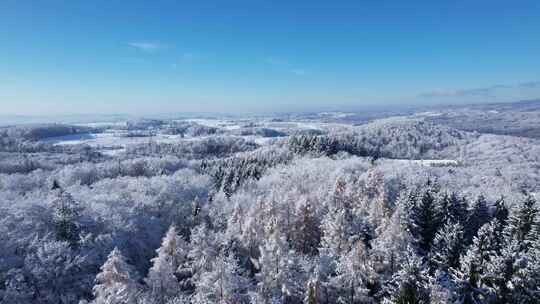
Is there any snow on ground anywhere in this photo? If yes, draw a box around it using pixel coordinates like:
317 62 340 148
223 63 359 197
183 118 242 129
414 111 443 117
318 112 356 118
100 148 126 156
292 122 325 130
42 132 189 146
385 158 459 167
40 133 100 145
184 118 331 133
39 126 277 155
75 121 128 128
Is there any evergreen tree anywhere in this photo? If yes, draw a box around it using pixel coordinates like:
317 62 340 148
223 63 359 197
386 246 430 304
320 207 354 258
452 221 500 304
23 238 92 303
293 198 321 256
465 195 490 244
193 251 249 304
188 224 219 281
255 218 305 303
493 196 509 226
331 241 372 304
92 247 141 304
371 200 413 277
492 197 509 251
430 221 464 272
222 171 236 199
256 219 289 300
483 240 522 304
365 169 390 234
504 195 539 246
514 236 540 303
434 192 452 226
145 225 189 304
427 270 457 304
409 188 439 254
304 275 322 304
485 211 540 304
436 192 468 227
51 189 82 246
330 177 352 211
281 253 309 303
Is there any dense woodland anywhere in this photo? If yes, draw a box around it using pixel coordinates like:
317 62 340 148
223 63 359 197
1 115 539 304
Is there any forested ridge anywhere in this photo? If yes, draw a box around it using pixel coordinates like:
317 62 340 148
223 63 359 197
1 118 539 304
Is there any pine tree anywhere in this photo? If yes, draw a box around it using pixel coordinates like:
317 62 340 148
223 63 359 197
483 240 522 304
514 236 540 303
330 177 351 211
281 253 308 303
188 224 219 281
436 192 468 227
145 225 189 304
430 221 464 272
371 200 413 277
320 207 354 258
386 245 430 304
504 195 538 246
452 221 500 304
435 192 452 226
427 270 457 304
222 171 235 199
365 169 390 234
492 197 509 251
304 275 322 304
23 239 92 303
92 247 141 304
293 198 321 256
493 196 509 225
255 211 307 303
256 224 290 303
409 188 439 254
485 204 540 304
52 189 82 246
465 195 490 244
192 251 249 304
331 241 372 304
448 193 468 226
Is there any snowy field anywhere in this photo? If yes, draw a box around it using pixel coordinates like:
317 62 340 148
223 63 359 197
37 118 331 152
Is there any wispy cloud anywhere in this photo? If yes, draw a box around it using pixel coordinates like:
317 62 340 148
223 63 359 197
264 57 307 75
264 57 285 66
127 41 166 53
121 57 148 64
182 53 196 61
519 81 540 89
419 81 540 98
171 53 200 69
290 69 306 76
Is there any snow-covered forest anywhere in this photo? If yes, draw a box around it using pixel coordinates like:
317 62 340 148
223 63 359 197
1 103 540 304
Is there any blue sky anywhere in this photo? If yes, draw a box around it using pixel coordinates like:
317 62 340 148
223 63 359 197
1 0 540 115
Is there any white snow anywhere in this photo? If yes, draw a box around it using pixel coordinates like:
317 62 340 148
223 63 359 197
75 121 128 127
387 159 459 167
415 111 443 117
